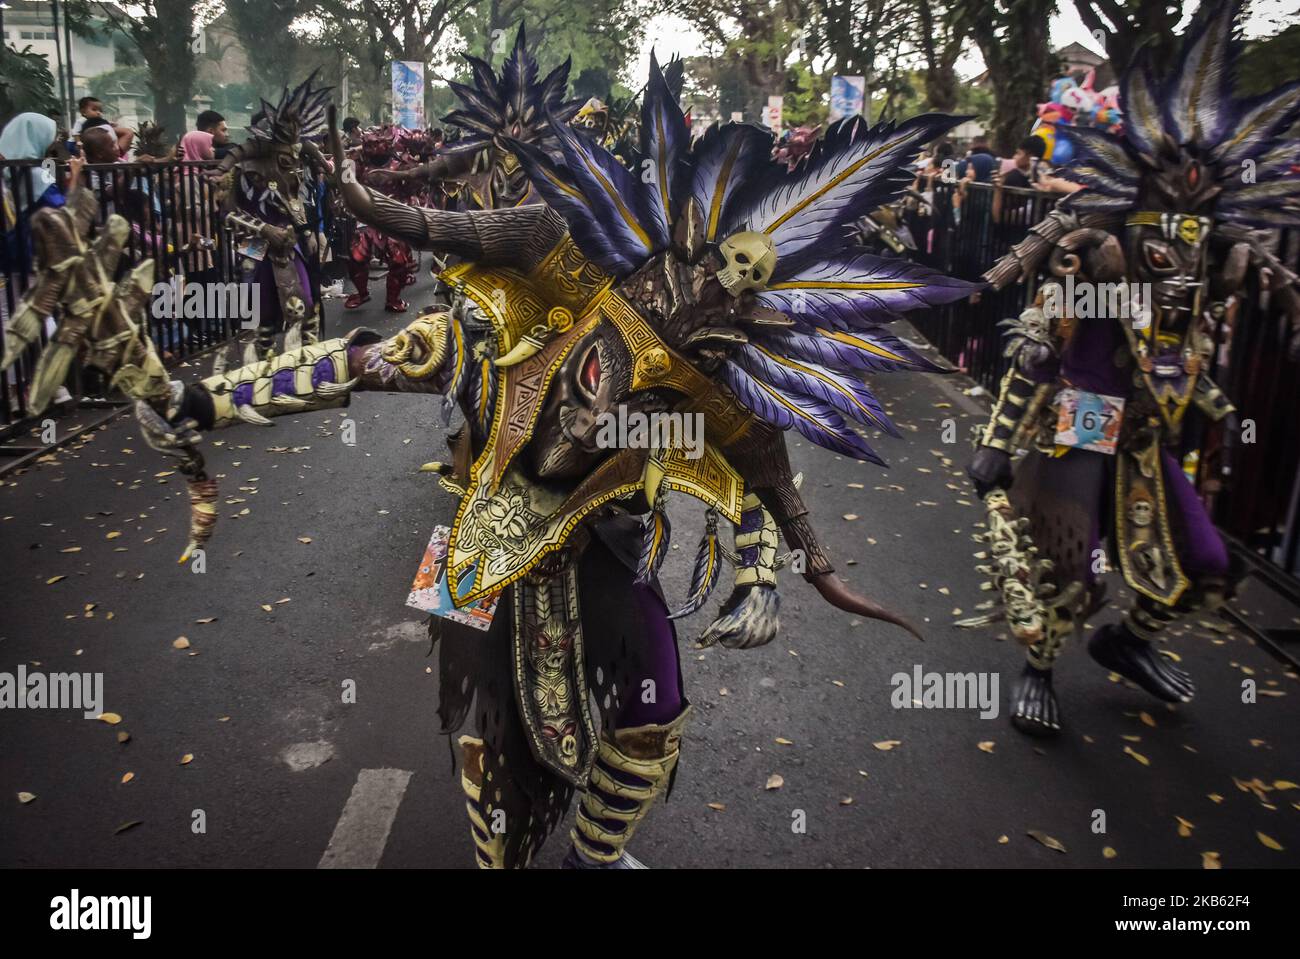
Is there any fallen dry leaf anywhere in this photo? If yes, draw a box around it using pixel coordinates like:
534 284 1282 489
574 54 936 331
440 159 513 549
1176 816 1194 838
179 753 194 766
706 802 725 811
1027 829 1067 853
765 773 784 790
1201 851 1222 870
1103 846 1118 859
17 792 36 804
1123 745 1150 766
775 737 793 746
98 712 122 726
1257 831 1284 851
977 741 996 754
172 637 191 650
121 772 134 784
873 740 901 751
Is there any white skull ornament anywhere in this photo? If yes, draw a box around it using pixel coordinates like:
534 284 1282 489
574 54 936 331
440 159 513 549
716 231 778 296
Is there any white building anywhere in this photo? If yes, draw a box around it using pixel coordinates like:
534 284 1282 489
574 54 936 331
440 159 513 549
1 0 123 102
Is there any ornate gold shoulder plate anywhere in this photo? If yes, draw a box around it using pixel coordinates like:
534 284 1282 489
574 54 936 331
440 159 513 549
439 235 613 361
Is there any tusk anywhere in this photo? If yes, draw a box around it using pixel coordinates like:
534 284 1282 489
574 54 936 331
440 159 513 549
493 334 544 368
641 454 666 507
316 377 358 398
270 394 312 412
234 404 274 426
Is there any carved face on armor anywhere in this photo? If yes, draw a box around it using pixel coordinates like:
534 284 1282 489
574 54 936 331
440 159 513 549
530 619 579 766
716 232 778 296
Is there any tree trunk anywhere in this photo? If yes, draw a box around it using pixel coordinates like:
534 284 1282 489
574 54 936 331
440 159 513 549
136 0 195 136
924 63 959 113
965 0 1054 155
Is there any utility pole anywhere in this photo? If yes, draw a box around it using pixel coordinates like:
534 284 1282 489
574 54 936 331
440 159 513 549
48 0 71 129
63 0 76 105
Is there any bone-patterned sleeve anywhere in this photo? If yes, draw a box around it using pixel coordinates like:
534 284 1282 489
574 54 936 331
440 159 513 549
189 311 460 429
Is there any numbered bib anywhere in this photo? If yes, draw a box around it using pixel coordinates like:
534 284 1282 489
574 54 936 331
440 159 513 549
406 525 500 631
1054 387 1124 455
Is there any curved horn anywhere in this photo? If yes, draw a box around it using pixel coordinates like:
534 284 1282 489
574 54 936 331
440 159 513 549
729 424 924 640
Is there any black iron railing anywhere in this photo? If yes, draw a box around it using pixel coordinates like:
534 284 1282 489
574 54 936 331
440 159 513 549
2 158 332 439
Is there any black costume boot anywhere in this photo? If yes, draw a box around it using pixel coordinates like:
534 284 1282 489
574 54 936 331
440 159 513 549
1010 663 1062 736
1087 621 1195 703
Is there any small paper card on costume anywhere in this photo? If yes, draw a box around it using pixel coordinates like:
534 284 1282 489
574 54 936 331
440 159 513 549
236 237 268 261
1054 387 1124 455
406 525 499 631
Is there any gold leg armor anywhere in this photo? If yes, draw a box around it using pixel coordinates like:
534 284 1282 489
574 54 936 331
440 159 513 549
570 707 692 865
458 736 508 869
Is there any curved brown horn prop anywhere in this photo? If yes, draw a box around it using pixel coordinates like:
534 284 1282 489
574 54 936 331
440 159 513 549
808 570 924 641
728 424 924 641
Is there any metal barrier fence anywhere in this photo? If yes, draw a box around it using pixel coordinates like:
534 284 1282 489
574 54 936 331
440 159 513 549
2 157 331 441
908 180 1300 576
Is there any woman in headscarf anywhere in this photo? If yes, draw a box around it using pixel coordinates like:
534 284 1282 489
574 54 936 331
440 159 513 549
179 130 215 163
174 130 217 280
1 112 84 407
1 112 84 275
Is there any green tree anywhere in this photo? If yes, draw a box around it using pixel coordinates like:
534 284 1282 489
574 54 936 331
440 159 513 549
912 0 972 114
1070 0 1180 77
960 0 1056 154
223 0 303 97
1 46 62 126
79 0 199 133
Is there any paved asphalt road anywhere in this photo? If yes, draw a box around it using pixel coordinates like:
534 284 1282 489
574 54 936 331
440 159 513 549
1 275 1297 870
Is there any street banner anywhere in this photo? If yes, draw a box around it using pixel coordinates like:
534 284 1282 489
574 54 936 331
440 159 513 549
829 75 866 122
392 61 426 129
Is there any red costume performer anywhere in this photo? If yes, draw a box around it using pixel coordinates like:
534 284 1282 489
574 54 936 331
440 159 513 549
345 125 418 312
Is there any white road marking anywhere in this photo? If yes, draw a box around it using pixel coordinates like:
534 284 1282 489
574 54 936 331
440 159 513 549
317 768 413 869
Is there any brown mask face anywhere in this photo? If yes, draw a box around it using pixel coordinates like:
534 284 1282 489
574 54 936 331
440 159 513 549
530 326 641 481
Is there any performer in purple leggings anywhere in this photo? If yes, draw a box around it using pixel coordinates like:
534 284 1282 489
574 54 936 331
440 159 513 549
966 0 1300 735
